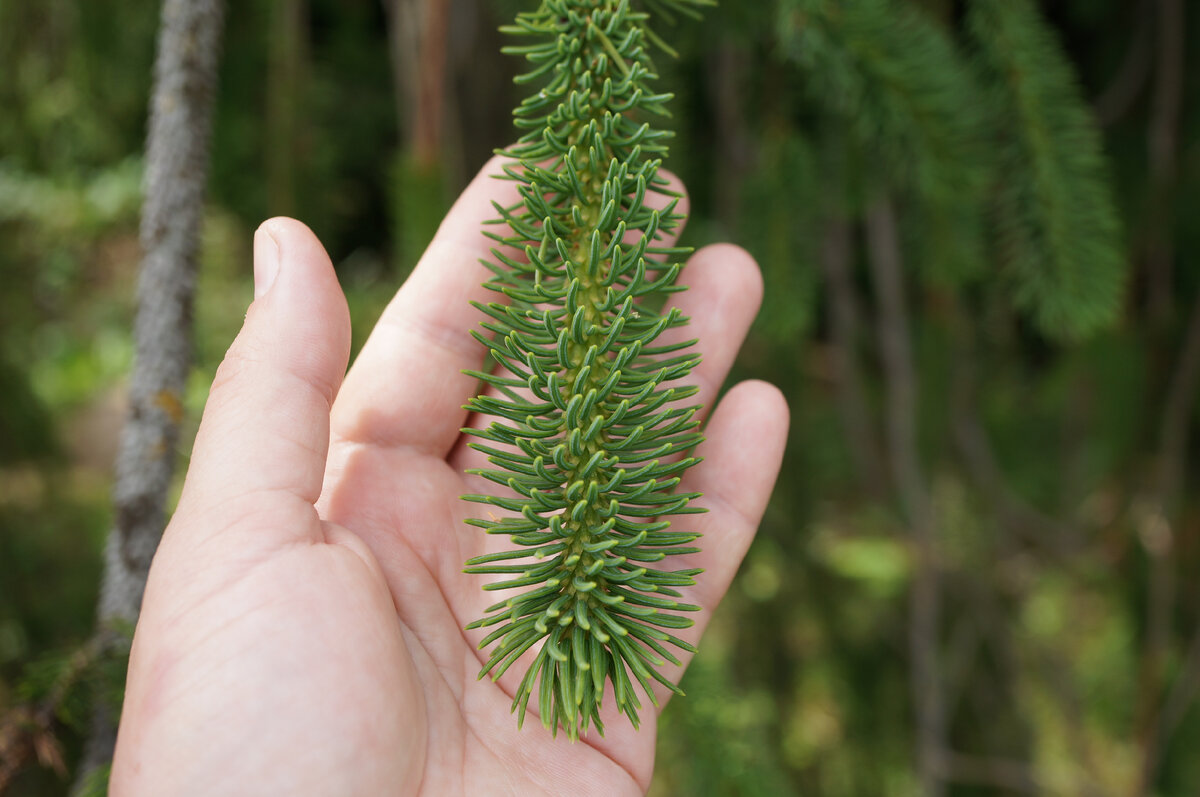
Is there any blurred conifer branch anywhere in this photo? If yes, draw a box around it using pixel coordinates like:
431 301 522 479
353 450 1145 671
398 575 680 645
968 0 1125 341
0 632 128 794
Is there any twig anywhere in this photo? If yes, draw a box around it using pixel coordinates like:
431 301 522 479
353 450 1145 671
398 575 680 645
948 314 1082 559
946 298 1109 797
1093 0 1154 126
938 751 1040 794
1144 0 1184 325
820 214 887 499
1136 284 1200 794
1032 644 1110 797
865 196 946 797
75 0 225 787
707 42 752 231
1143 627 1200 786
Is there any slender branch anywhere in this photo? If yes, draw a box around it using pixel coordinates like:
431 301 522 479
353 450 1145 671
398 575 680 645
820 214 886 499
948 309 1081 558
945 298 1108 797
1142 627 1200 787
865 196 946 796
1136 284 1200 793
1132 7 1187 785
1093 0 1154 126
938 751 1040 794
75 0 224 786
1031 644 1111 797
707 42 751 231
1144 0 1184 325
1157 286 1200 513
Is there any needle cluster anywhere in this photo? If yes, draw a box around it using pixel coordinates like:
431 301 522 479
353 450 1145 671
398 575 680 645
462 0 713 740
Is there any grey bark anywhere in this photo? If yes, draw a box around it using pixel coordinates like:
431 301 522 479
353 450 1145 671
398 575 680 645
75 0 224 787
865 197 946 797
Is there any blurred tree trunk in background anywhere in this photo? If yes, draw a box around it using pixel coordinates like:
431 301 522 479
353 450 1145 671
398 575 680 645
75 0 224 788
383 0 451 272
266 0 307 217
384 0 448 170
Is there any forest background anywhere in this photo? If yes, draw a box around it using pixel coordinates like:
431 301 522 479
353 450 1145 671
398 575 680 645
2 0 1199 794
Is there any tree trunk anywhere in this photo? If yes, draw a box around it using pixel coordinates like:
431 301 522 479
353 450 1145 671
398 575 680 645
75 0 224 788
266 0 307 217
383 0 451 271
384 0 449 169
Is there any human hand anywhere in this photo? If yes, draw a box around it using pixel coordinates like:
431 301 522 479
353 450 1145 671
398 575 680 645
110 157 789 796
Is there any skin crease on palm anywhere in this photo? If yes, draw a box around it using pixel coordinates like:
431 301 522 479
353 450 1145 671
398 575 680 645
108 155 789 797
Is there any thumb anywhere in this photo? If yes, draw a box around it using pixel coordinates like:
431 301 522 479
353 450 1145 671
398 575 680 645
176 217 351 535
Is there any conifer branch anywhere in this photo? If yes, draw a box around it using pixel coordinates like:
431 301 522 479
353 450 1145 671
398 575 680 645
776 0 988 202
969 0 1125 340
463 0 709 740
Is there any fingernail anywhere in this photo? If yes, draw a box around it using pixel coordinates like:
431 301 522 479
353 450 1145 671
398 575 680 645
253 222 282 299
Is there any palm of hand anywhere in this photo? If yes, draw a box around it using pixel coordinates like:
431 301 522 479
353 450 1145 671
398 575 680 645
112 161 786 796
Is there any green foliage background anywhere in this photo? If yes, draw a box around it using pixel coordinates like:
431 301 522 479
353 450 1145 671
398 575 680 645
2 0 1199 793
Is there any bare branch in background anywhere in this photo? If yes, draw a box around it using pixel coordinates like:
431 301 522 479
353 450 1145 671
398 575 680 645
1094 0 1153 126
946 296 1108 797
1143 627 1200 789
1137 284 1200 793
820 215 886 499
1134 1 1191 782
938 751 1040 794
948 313 1081 559
865 196 946 797
707 42 752 232
75 0 224 786
1144 0 1184 325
